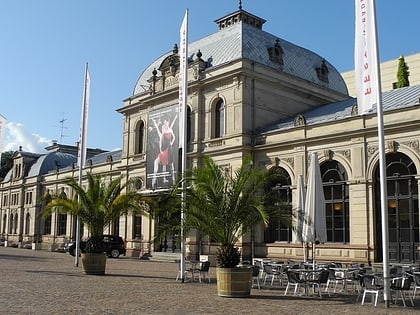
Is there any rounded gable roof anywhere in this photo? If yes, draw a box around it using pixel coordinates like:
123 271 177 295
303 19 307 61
133 18 348 96
28 151 77 177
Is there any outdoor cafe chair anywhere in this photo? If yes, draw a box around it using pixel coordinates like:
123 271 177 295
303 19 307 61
390 273 414 307
361 275 384 306
284 270 306 296
263 263 282 286
412 272 420 300
325 268 345 294
307 269 330 298
193 261 211 283
252 265 261 289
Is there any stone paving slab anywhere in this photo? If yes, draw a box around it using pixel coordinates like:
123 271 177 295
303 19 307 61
0 247 419 314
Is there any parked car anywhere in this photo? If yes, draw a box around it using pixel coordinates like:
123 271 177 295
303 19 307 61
64 235 126 258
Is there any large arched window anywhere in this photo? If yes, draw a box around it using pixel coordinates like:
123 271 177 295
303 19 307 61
187 106 192 145
135 120 145 154
214 99 224 138
264 166 292 243
25 213 30 235
375 152 419 263
9 213 14 234
2 214 6 234
321 160 349 243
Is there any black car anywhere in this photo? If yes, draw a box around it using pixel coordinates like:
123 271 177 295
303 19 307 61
65 235 126 258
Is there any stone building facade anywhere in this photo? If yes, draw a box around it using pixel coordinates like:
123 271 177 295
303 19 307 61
1 5 420 265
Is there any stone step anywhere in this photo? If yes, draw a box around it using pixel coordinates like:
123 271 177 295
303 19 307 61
146 251 181 262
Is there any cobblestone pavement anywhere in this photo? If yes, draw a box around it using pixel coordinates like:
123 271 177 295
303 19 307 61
1 247 419 315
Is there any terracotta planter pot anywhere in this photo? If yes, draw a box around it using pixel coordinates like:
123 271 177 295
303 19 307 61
216 266 253 297
81 253 107 275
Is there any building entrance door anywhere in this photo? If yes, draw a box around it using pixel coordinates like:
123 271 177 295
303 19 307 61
374 153 419 263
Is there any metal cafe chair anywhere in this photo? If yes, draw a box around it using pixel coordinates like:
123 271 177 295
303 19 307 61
390 273 414 307
252 265 261 289
361 275 384 307
284 270 306 296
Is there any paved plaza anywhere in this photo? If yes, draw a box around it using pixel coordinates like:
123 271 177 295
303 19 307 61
0 247 419 314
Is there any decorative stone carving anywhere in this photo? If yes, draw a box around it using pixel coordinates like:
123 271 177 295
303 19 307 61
284 157 294 169
337 149 351 161
323 149 333 161
402 140 420 153
367 145 378 159
387 140 398 153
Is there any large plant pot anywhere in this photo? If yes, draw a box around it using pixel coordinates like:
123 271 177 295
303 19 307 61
216 267 253 298
81 253 107 275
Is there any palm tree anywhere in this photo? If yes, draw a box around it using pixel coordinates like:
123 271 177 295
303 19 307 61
184 155 273 268
43 172 152 253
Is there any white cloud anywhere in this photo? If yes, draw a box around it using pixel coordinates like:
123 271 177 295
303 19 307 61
3 122 51 153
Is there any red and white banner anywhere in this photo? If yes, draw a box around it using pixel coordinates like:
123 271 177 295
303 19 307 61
355 0 379 115
178 9 188 149
77 63 90 169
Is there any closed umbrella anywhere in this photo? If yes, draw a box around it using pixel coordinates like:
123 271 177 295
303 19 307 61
295 174 307 262
302 152 326 270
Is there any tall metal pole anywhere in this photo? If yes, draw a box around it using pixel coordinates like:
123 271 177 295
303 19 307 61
75 63 89 267
369 1 390 306
179 9 188 282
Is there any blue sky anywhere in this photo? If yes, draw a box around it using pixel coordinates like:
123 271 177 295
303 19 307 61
1 0 419 153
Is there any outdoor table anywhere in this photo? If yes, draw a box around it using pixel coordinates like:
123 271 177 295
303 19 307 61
330 267 359 292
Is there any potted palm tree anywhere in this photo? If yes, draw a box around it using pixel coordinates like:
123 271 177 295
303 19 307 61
43 172 150 275
184 155 273 297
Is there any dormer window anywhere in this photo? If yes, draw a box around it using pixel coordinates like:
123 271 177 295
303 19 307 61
268 39 284 65
294 114 306 127
316 59 329 83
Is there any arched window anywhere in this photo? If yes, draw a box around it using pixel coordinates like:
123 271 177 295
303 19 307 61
187 106 192 145
374 152 419 263
25 213 30 235
264 166 292 243
135 120 145 154
321 160 349 243
44 214 52 235
57 214 67 235
9 214 13 234
2 214 6 234
214 99 225 138
112 218 120 236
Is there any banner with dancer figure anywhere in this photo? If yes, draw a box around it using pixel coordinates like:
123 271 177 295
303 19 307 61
146 105 179 190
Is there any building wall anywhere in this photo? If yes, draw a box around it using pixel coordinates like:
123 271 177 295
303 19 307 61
342 52 420 96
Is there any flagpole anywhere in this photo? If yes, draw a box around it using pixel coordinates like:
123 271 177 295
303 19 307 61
179 9 188 282
371 4 391 307
75 63 90 267
355 0 390 306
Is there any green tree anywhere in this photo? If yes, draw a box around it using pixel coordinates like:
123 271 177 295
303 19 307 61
43 172 152 253
0 151 14 180
397 55 410 88
184 155 287 268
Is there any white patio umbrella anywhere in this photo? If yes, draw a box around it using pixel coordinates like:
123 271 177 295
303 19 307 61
302 152 327 270
294 174 307 262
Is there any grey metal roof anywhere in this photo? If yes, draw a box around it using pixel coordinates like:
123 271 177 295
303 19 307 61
86 149 122 165
262 84 420 133
28 152 77 177
133 22 348 96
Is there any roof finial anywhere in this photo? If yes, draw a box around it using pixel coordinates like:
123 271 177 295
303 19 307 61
239 0 242 10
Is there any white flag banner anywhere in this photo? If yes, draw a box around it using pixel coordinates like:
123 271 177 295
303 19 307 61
178 9 188 149
355 0 379 115
0 114 6 153
77 64 90 169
